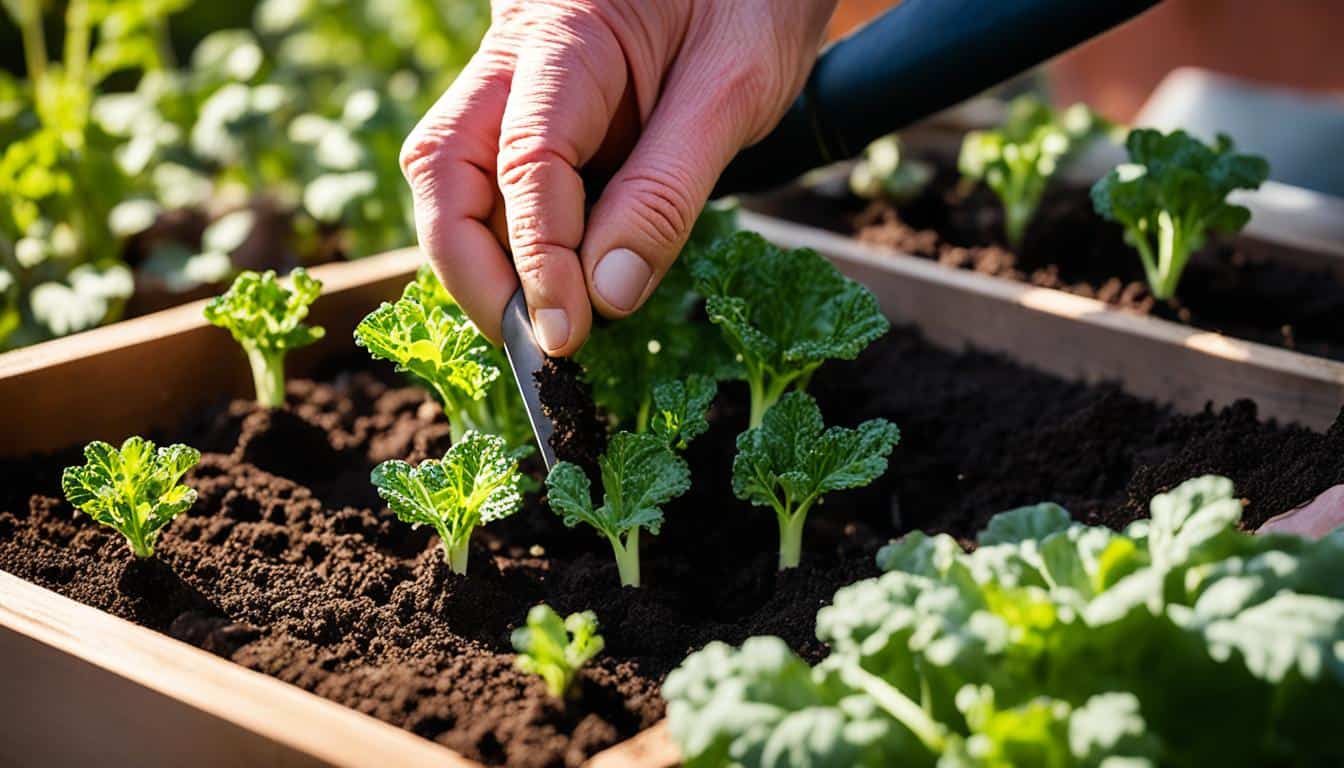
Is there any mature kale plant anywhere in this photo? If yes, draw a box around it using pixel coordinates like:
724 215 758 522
665 476 1344 767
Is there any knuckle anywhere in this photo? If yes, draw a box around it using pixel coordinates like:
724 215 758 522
621 164 699 252
399 125 458 190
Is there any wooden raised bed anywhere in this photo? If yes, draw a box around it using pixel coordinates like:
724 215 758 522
3 211 1342 766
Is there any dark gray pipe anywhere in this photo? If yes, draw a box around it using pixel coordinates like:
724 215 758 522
716 0 1162 194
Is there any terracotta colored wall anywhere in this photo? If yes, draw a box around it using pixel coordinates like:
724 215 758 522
828 0 1344 121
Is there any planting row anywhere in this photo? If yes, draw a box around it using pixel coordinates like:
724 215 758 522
5 211 1343 765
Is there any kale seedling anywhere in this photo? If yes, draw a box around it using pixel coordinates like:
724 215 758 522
511 604 605 699
578 205 739 430
1092 128 1269 301
356 267 529 446
204 268 325 407
62 437 201 558
690 231 889 428
733 392 899 569
546 433 691 587
849 134 934 204
959 95 1110 248
370 431 522 574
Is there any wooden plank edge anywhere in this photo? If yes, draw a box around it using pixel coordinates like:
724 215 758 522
586 721 679 768
0 570 482 768
0 248 422 379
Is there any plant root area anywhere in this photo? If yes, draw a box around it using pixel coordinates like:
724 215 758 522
751 158 1344 361
6 330 1344 766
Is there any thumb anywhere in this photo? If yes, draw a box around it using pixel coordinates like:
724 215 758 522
581 70 753 318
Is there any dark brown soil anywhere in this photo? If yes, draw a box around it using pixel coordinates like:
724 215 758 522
748 158 1344 361
536 357 607 473
5 329 1344 766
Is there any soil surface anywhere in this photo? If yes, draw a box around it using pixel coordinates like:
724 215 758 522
5 330 1344 766
748 157 1344 361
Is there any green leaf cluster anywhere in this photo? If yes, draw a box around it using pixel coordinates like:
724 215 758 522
511 604 605 699
204 268 324 407
577 203 739 429
61 437 201 558
370 430 522 574
850 134 934 204
546 432 692 588
354 266 531 448
666 475 1344 767
1092 129 1270 300
733 392 899 570
690 231 889 428
959 95 1112 248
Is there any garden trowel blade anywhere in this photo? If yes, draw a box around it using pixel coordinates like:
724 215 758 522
500 287 558 470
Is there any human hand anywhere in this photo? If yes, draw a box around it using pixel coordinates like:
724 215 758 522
400 0 837 355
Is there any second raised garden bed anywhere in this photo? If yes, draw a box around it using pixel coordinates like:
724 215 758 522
3 212 1344 766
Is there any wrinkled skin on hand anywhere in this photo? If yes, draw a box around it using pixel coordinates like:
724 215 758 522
400 0 837 355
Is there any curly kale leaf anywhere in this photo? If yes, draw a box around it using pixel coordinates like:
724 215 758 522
1091 129 1269 300
62 437 200 558
733 391 899 569
370 431 522 573
545 432 690 586
204 268 325 406
649 374 716 451
691 231 889 428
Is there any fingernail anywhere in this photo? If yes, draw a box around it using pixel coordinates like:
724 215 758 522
593 248 652 311
532 308 569 352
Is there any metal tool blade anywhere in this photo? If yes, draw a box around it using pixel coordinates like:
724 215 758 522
500 287 558 470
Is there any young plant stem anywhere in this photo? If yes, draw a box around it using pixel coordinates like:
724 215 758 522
776 499 813 570
1153 210 1188 301
245 346 287 408
15 0 48 80
1002 197 1035 250
442 535 470 575
747 373 796 429
839 663 947 754
117 501 153 558
608 529 641 587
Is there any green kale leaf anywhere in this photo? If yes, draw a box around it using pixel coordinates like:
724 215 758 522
732 391 899 569
959 95 1112 248
62 437 200 558
649 374 716 451
204 268 325 407
370 430 522 574
511 604 604 699
545 432 691 587
690 231 889 427
1091 129 1269 300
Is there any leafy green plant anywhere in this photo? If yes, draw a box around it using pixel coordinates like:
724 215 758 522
665 475 1344 767
61 437 201 558
849 134 934 204
733 391 899 569
355 266 530 447
511 603 605 699
690 231 889 428
959 95 1111 248
1092 128 1270 301
204 268 325 407
578 204 738 430
370 430 522 574
546 432 692 588
649 375 716 450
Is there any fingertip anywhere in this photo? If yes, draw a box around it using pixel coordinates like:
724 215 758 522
590 247 654 317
